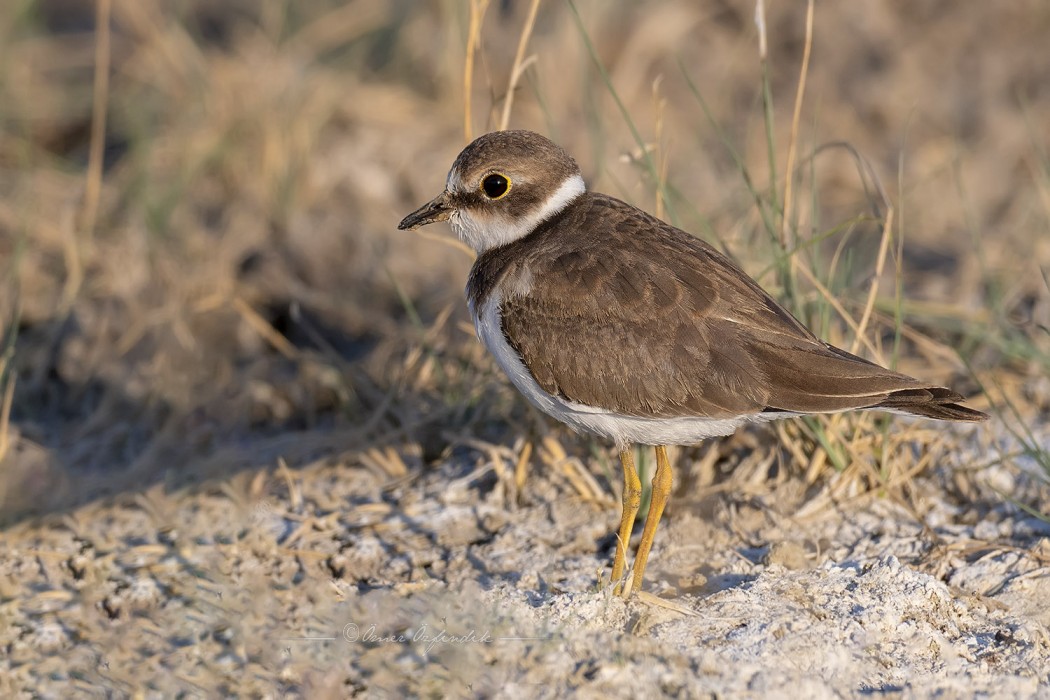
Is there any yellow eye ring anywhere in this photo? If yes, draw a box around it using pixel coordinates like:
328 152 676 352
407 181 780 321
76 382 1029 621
480 173 511 199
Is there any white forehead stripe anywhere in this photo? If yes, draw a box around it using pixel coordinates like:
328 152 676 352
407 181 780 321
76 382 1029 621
450 173 585 254
446 168 462 192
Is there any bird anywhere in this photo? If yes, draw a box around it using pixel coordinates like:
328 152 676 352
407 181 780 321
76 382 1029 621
398 129 988 598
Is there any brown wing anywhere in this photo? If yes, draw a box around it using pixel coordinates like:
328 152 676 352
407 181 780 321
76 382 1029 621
492 193 985 422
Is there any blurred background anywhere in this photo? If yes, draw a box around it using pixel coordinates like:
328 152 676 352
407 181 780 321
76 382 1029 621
1 0 1048 521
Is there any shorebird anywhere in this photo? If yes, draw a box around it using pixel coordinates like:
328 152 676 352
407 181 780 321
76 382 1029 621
398 130 987 597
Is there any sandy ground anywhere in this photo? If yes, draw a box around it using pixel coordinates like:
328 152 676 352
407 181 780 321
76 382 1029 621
2 424 1049 697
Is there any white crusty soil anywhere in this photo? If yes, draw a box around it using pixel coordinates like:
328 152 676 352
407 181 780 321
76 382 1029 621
2 424 1048 697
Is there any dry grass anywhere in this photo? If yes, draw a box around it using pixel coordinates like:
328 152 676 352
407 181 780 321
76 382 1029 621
0 0 1047 522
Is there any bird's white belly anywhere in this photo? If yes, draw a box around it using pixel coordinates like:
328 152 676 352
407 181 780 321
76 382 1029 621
471 290 785 448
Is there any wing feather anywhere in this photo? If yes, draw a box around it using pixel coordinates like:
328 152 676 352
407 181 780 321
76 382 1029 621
477 193 984 422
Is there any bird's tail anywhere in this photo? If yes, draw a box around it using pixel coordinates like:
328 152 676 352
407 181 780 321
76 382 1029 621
876 387 988 422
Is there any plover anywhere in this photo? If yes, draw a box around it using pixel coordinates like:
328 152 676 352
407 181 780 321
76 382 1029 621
398 129 987 597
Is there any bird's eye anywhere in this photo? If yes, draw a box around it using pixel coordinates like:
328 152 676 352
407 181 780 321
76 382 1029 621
481 173 511 199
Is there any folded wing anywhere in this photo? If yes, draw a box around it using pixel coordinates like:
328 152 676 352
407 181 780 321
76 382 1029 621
496 194 986 423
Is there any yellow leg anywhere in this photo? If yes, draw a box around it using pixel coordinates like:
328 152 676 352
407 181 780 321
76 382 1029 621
626 445 674 598
610 448 642 595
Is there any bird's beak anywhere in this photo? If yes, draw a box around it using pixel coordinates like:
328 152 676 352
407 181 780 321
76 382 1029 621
398 192 452 230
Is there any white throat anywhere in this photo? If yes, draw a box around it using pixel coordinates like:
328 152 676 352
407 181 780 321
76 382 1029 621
450 173 585 254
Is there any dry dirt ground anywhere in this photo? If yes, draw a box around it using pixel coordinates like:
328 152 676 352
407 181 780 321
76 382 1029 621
2 427 1050 697
2 1 1050 697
